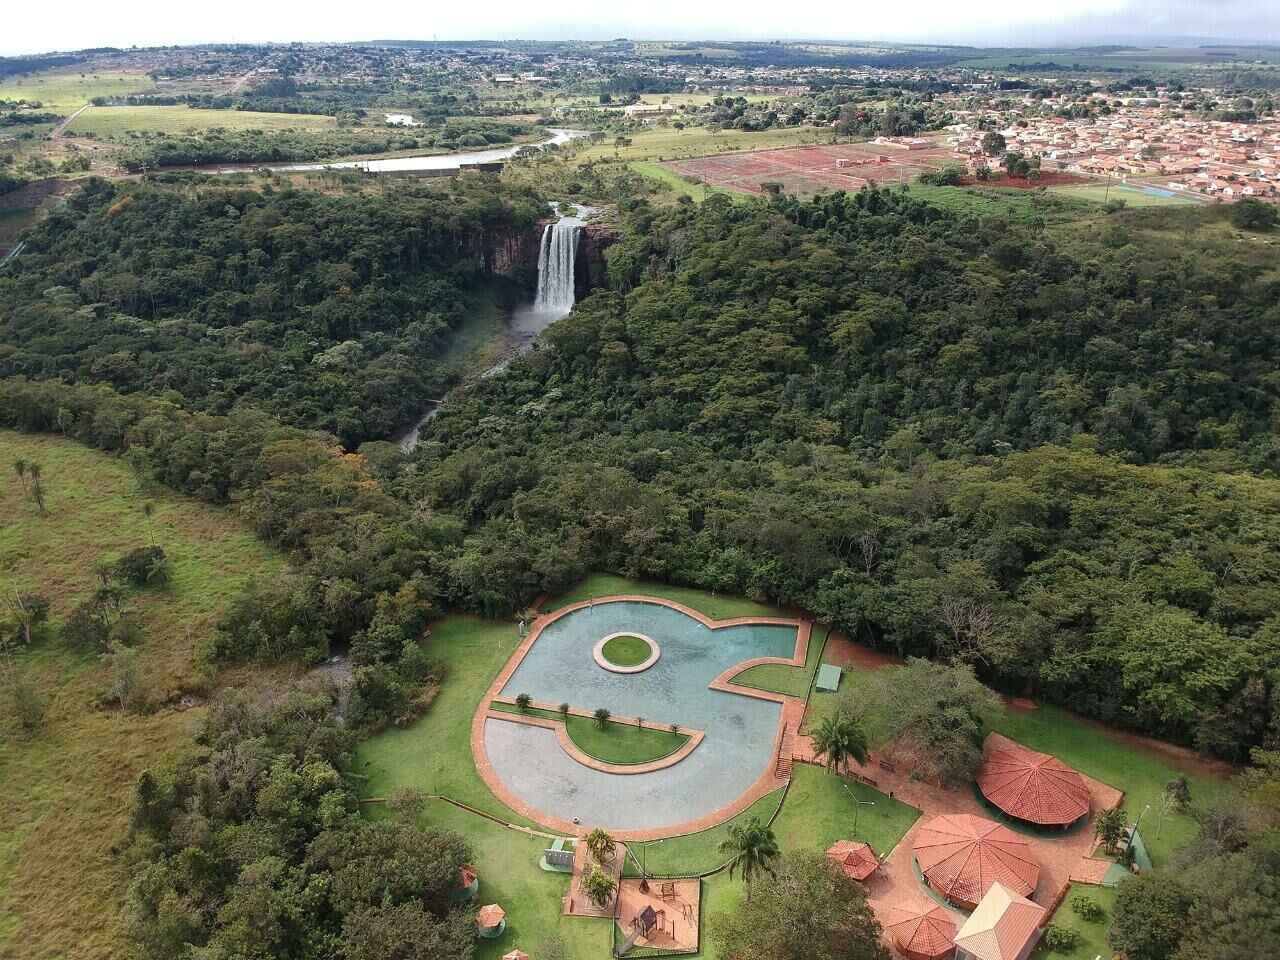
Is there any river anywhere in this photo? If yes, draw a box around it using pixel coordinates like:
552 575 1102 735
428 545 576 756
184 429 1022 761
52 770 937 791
225 127 590 175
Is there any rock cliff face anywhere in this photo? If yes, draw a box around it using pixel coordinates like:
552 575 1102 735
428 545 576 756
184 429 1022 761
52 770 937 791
577 222 620 299
472 217 619 298
473 223 543 291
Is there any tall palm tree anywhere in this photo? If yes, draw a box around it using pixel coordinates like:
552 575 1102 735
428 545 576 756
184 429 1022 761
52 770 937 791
812 712 869 776
13 459 28 499
142 501 157 547
28 462 46 513
717 816 779 901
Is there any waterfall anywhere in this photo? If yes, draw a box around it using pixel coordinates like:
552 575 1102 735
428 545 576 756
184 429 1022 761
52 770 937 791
533 218 582 316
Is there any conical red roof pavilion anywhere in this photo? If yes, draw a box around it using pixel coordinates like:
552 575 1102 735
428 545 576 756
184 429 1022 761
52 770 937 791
912 814 1040 910
884 894 958 960
825 840 878 881
977 742 1091 827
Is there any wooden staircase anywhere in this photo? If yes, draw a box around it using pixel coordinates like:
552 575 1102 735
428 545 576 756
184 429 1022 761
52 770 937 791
773 724 794 780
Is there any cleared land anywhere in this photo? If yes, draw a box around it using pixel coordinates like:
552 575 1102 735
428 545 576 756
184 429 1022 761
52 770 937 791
0 431 280 960
662 139 953 196
574 125 838 165
1048 182 1200 207
0 70 154 113
67 105 336 136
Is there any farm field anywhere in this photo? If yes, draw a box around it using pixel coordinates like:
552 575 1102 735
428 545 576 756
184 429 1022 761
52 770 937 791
1048 181 1201 207
66 104 336 136
0 430 280 960
0 70 154 112
661 139 952 195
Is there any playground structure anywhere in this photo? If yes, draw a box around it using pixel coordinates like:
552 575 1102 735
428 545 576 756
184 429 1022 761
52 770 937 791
613 875 701 956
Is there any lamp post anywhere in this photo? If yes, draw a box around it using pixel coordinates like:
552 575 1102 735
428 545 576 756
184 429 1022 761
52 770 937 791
1124 804 1151 863
843 784 876 834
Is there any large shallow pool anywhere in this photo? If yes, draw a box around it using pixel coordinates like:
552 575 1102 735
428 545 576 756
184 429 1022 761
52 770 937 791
483 600 798 831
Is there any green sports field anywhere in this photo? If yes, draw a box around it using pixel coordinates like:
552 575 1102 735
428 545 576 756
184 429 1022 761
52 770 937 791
67 105 336 136
1048 182 1200 207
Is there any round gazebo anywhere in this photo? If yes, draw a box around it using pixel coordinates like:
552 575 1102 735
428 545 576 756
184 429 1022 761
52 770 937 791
977 742 1091 828
912 814 1040 910
502 951 530 960
452 865 479 903
884 894 958 960
476 903 506 939
825 840 879 881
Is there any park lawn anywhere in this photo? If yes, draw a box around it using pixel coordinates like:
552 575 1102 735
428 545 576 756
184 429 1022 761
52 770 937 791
1047 182 1200 207
574 124 836 164
1032 883 1118 960
0 430 280 960
0 70 154 113
357 614 542 824
542 573 783 621
772 764 921 861
601 633 651 666
394 800 613 960
67 105 336 136
490 702 691 765
732 624 826 697
991 705 1228 866
620 787 787 877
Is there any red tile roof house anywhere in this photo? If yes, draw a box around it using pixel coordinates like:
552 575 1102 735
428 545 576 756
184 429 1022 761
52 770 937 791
953 883 1046 960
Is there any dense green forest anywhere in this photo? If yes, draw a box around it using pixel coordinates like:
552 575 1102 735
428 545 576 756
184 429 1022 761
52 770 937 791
101 118 542 170
413 190 1280 754
0 177 544 443
3 186 1278 758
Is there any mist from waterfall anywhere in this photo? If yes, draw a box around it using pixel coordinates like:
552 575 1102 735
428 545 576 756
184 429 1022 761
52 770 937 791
533 217 582 317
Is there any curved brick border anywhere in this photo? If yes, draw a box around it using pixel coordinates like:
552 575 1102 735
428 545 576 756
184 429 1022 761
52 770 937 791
593 631 660 673
470 595 812 840
486 703 704 775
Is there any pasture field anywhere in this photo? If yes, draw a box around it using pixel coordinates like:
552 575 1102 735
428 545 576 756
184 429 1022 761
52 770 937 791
1048 182 1201 207
0 430 280 960
573 124 837 164
67 104 336 136
0 70 154 112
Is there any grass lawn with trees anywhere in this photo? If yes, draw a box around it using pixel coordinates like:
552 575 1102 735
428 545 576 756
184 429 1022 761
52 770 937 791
574 124 838 164
0 430 280 960
1047 182 1200 207
539 573 784 621
771 763 920 859
491 701 691 765
1032 883 1118 960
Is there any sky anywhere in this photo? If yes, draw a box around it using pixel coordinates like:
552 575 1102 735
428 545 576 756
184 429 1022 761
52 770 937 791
4 0 1280 57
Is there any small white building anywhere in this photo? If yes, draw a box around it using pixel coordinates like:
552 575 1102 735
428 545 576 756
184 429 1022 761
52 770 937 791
623 102 676 118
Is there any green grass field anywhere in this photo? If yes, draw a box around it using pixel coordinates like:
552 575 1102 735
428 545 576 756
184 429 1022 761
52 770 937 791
67 105 336 136
772 764 920 860
0 70 154 113
990 705 1227 866
575 124 837 165
0 430 280 960
1048 182 1200 207
905 183 1091 223
629 160 745 202
491 702 691 765
733 624 826 697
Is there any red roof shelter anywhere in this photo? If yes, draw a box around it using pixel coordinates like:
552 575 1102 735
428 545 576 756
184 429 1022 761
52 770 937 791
912 814 1040 910
978 742 1091 828
884 894 958 960
825 840 879 881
